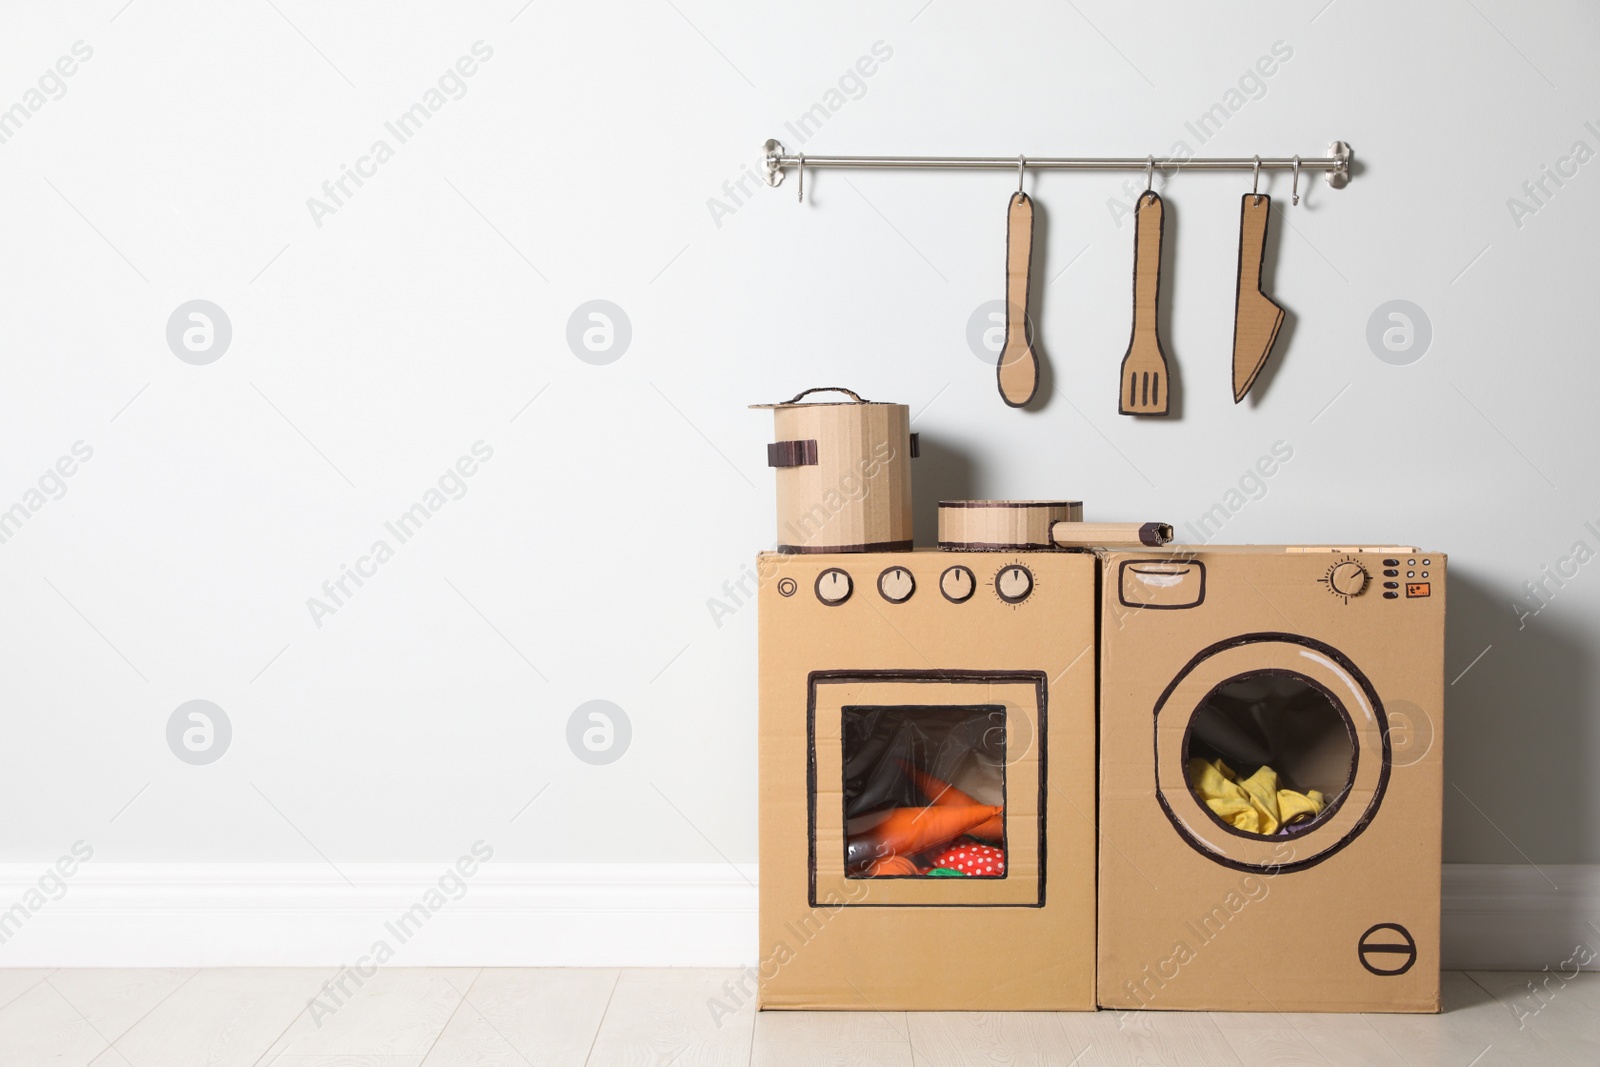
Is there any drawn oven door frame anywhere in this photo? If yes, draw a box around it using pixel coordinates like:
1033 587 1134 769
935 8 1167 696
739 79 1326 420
808 670 1047 908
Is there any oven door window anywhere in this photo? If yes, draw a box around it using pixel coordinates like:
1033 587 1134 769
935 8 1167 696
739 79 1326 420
810 673 1044 907
843 705 1007 879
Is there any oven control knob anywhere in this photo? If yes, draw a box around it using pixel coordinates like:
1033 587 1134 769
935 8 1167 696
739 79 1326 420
877 566 915 603
940 565 976 604
1328 561 1369 598
995 564 1034 604
815 567 852 605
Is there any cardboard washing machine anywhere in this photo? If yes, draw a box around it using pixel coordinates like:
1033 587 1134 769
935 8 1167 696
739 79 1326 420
1096 546 1445 1013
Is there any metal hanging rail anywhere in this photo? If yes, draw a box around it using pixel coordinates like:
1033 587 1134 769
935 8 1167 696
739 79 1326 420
762 139 1353 191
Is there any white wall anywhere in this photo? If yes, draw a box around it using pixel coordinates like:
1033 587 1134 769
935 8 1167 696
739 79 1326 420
1 0 1595 937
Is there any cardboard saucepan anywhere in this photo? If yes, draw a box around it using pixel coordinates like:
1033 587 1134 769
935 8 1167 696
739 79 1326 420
938 500 1170 549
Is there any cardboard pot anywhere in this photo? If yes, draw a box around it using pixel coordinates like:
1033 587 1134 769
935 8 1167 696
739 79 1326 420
753 388 916 553
937 500 1083 550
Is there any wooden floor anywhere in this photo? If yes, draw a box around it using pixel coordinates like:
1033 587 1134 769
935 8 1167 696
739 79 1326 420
0 968 1592 1065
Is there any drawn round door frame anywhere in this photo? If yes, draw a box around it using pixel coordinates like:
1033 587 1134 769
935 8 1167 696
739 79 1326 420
1152 632 1391 874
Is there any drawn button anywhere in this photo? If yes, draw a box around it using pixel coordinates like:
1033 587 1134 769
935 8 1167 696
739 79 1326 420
1358 923 1417 976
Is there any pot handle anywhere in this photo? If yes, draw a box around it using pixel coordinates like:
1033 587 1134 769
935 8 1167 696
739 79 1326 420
783 386 867 404
768 440 819 468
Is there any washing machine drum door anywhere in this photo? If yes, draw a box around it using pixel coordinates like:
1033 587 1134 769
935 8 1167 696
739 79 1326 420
1154 633 1390 874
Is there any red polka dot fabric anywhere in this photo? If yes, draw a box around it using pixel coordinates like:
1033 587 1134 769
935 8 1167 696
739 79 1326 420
930 843 1005 877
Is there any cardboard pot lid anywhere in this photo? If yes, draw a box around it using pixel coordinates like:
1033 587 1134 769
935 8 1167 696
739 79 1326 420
940 499 1083 508
750 386 901 408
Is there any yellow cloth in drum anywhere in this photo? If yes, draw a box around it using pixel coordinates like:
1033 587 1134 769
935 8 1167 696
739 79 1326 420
1186 757 1325 835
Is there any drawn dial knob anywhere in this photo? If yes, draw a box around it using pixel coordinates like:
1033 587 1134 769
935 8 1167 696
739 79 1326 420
995 564 1034 604
940 565 975 604
815 568 852 605
877 566 915 603
1329 561 1369 597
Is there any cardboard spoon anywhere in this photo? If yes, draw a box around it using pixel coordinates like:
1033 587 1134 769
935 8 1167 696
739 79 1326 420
997 192 1039 406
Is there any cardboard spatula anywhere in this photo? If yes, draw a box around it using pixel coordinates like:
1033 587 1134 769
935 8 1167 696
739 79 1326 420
997 192 1039 407
1118 192 1169 416
1232 193 1285 403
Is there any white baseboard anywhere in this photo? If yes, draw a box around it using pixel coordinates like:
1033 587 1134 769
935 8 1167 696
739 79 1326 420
0 863 757 968
1 862 1592 969
1441 863 1600 971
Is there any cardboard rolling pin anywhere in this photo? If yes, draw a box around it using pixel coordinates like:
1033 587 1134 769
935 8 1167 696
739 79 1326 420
1050 521 1172 548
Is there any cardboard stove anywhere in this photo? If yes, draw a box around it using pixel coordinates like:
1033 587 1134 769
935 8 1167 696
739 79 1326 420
754 391 1444 1013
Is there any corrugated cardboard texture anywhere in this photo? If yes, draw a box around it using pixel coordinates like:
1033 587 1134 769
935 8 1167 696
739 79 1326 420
762 400 913 552
759 549 1097 1011
1096 548 1445 1013
937 500 1083 550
